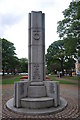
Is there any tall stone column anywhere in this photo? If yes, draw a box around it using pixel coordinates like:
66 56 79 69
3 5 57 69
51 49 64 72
28 11 45 82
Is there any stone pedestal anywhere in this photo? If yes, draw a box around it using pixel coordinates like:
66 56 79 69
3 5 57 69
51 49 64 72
6 11 67 115
13 80 60 109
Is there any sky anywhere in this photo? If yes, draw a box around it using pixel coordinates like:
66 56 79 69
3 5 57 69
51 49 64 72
0 0 72 58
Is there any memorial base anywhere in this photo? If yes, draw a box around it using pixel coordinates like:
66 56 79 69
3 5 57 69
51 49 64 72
6 97 67 115
6 80 67 115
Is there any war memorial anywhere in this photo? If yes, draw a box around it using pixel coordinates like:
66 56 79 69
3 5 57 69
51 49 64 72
6 11 67 115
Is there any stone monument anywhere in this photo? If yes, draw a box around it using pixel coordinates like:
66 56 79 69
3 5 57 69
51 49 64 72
6 11 67 115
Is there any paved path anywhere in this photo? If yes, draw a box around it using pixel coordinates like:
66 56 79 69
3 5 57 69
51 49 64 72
1 84 79 119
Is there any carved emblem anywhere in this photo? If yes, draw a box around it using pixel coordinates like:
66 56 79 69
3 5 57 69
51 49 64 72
33 30 40 40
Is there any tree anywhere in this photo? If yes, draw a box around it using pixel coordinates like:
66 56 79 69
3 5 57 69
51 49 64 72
1 38 18 75
46 40 65 75
64 37 77 58
57 1 80 58
46 1 79 75
46 39 76 75
8 56 19 74
64 57 75 76
19 58 28 73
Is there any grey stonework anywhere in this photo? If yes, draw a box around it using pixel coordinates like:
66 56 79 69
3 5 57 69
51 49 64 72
44 81 60 106
14 80 60 108
6 11 67 114
14 81 30 108
27 85 47 98
6 97 67 115
28 11 45 82
21 97 54 109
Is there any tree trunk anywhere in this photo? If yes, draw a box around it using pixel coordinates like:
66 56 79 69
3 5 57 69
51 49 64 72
2 67 5 76
14 68 16 75
61 57 64 76
69 69 72 77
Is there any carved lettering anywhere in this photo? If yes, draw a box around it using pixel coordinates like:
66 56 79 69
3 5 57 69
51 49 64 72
33 64 40 80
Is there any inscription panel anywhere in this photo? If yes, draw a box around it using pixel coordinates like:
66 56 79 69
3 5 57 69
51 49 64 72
33 64 40 80
31 63 43 81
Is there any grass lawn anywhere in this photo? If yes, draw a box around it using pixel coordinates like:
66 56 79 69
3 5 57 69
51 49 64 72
1 74 78 85
48 75 78 85
62 76 78 80
1 75 21 84
54 80 77 85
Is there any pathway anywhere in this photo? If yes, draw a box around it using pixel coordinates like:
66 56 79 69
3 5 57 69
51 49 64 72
1 84 79 119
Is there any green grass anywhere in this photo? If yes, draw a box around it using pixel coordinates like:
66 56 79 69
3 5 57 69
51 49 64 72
62 76 78 80
1 75 21 84
49 75 78 80
54 80 77 85
48 75 57 81
48 75 78 85
1 74 78 85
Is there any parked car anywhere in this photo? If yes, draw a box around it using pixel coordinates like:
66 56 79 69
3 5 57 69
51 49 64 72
19 73 28 75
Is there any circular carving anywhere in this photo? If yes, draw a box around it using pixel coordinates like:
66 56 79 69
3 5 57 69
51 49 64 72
33 33 40 40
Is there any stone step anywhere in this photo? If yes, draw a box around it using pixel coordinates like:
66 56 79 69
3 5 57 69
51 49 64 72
30 82 44 86
21 97 54 109
28 85 47 98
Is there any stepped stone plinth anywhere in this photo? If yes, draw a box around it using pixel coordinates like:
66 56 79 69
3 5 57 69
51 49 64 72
6 11 67 115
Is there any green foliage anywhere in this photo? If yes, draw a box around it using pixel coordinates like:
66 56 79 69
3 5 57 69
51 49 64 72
46 39 76 74
47 2 80 74
2 38 16 59
64 37 77 56
46 40 65 74
1 38 19 75
57 1 80 57
1 38 28 75
64 58 75 71
19 58 28 73
57 1 80 38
